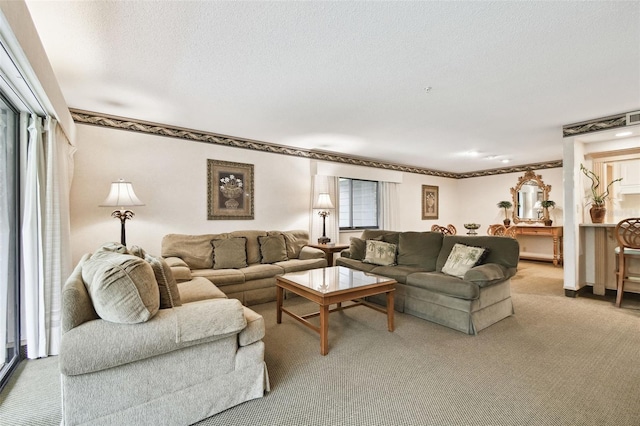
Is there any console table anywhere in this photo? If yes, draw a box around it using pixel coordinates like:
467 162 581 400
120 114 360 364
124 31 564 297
514 226 563 266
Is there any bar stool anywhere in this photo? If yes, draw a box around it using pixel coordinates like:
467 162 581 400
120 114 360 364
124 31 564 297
614 218 640 307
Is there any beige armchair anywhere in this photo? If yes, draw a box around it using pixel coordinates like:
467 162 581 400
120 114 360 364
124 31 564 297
59 250 269 425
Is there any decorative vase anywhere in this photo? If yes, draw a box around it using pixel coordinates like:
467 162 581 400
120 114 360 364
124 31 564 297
589 205 606 223
503 218 511 226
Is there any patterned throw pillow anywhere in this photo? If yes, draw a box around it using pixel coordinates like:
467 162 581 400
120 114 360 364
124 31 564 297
442 243 487 278
212 237 248 269
363 240 397 266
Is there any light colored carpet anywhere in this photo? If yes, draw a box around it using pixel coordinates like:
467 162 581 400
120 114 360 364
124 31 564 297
2 261 640 425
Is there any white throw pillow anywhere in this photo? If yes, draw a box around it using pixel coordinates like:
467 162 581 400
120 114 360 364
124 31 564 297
442 243 487 278
363 240 397 266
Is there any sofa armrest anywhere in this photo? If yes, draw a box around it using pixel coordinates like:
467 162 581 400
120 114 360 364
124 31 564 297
298 246 326 260
164 256 192 282
340 249 352 259
60 298 246 376
239 306 265 347
463 263 512 287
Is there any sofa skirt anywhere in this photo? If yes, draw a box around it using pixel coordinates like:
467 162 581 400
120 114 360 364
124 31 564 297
404 279 514 335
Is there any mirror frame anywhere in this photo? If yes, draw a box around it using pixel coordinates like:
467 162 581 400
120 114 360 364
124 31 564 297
510 170 551 224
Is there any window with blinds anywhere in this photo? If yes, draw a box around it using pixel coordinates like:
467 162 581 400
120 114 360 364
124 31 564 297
339 178 378 230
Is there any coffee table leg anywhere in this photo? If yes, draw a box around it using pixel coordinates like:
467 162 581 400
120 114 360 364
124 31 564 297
320 304 329 355
387 290 395 332
276 285 283 324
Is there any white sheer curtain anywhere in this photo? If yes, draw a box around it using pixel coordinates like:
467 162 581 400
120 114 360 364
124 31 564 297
0 107 9 360
310 175 339 244
22 114 74 358
379 181 399 230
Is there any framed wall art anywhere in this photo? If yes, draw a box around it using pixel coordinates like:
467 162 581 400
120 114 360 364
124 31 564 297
207 159 254 220
421 185 439 220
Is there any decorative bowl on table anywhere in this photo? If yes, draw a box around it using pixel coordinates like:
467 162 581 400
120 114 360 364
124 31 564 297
463 223 481 230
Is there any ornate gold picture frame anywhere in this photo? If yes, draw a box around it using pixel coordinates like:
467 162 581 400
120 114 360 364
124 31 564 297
421 185 439 220
207 159 254 220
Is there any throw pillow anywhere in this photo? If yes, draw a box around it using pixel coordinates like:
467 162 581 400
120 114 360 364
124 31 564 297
212 237 248 269
441 243 488 278
258 234 288 263
81 251 160 324
349 237 366 261
129 245 182 309
363 240 397 266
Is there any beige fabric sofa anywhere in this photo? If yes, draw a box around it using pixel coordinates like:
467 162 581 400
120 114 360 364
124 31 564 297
60 248 269 425
336 230 520 335
161 230 328 305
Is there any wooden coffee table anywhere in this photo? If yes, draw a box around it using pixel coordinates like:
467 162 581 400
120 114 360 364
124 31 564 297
276 266 396 355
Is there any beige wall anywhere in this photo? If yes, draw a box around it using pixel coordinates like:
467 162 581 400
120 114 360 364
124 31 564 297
72 123 563 263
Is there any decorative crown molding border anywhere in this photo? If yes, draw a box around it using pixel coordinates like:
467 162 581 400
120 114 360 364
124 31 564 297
70 109 562 179
562 113 627 137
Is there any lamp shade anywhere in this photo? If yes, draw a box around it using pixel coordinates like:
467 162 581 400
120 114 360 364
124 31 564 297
100 179 144 208
313 193 334 210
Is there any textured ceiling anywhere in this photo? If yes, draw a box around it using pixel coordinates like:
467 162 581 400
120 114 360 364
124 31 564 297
25 1 640 173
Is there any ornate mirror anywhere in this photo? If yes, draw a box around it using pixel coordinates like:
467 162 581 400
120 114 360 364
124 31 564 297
510 170 551 224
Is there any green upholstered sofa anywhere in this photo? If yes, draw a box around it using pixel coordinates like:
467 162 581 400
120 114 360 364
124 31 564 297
60 247 269 425
161 230 327 305
336 230 520 335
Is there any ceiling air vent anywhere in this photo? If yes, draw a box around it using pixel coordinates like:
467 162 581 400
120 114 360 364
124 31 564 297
626 111 640 126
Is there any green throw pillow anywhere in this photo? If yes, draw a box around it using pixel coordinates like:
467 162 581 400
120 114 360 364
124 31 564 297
212 237 248 269
441 243 487 278
258 234 288 263
363 240 397 266
349 237 366 261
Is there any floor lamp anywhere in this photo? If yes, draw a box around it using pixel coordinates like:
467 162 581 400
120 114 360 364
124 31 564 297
314 193 334 244
100 179 145 246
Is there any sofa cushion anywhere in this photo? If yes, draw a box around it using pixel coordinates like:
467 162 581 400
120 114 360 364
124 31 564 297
258 234 288 263
369 265 429 284
407 272 480 300
441 243 487 278
177 277 227 304
81 251 160 324
192 268 245 286
212 237 248 269
397 232 443 270
348 237 366 261
240 264 284 281
130 246 182 309
163 257 192 282
276 258 328 274
161 233 225 269
95 241 129 254
364 240 397 266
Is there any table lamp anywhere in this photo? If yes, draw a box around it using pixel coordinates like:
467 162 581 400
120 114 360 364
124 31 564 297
100 179 144 246
314 193 334 244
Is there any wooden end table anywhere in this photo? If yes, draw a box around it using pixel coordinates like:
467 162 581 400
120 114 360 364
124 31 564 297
276 266 396 355
306 243 349 266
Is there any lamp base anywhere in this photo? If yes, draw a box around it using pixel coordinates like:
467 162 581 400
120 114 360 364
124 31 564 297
317 237 331 244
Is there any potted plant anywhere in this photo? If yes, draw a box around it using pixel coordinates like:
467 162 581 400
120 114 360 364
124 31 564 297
580 164 622 223
540 200 555 226
497 201 513 226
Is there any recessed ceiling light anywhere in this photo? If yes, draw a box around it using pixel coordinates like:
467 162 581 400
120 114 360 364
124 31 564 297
424 86 432 93
485 155 498 160
465 151 480 157
615 131 632 137
501 159 510 163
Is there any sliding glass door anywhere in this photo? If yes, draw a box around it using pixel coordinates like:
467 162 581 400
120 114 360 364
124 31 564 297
0 93 20 391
